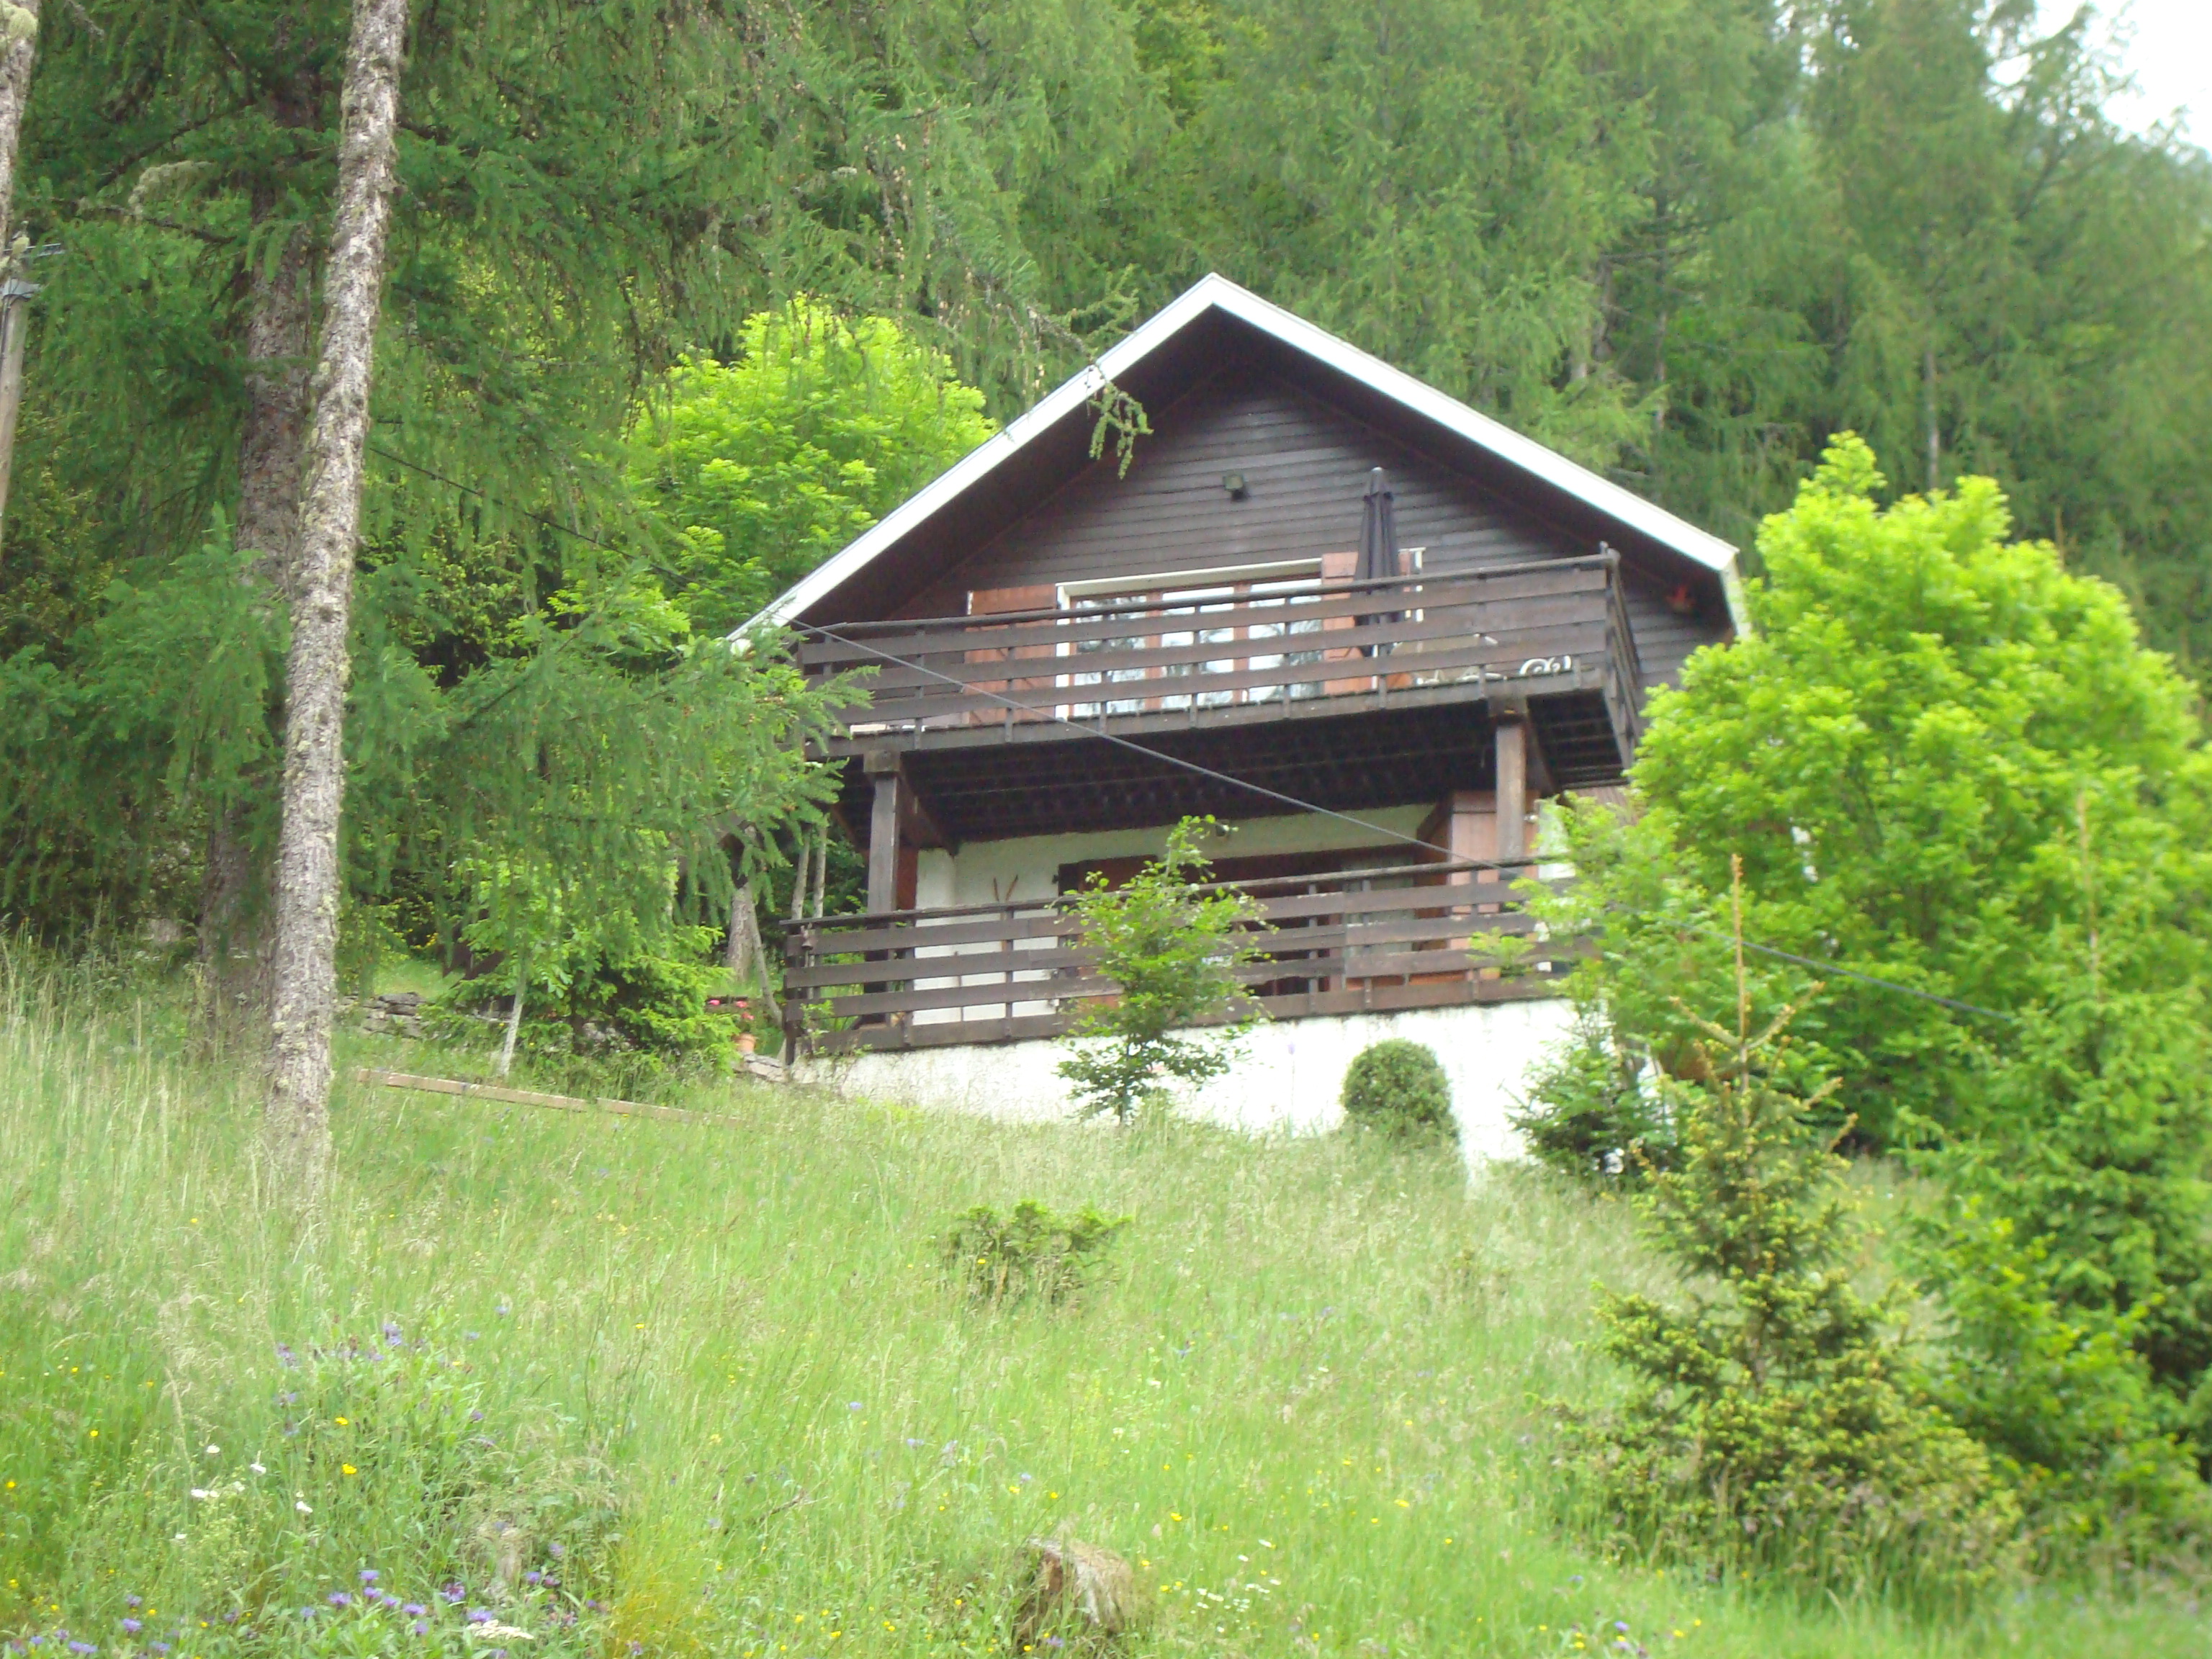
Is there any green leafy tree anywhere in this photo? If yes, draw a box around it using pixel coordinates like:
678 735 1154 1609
1566 873 2022 1601
629 302 996 637
1540 434 2212 1148
1057 817 1267 1125
1535 437 2212 1558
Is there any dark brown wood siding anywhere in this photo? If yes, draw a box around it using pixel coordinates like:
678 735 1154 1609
901 368 1723 690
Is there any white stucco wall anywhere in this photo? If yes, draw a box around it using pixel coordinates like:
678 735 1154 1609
913 805 1436 912
795 996 1575 1166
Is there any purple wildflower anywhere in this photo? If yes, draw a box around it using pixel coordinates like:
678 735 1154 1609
123 1601 141 1611
412 1622 428 1637
361 1569 380 1585
328 1593 351 1609
150 1645 170 1655
523 1572 541 1587
469 1410 485 1423
220 1614 239 1625
67 1644 96 1655
467 1610 494 1625
382 1322 403 1344
441 1585 467 1605
117 1624 139 1637
847 1401 863 1411
401 1605 426 1618
276 1344 299 1367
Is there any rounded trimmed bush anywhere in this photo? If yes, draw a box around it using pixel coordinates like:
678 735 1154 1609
1341 1040 1454 1138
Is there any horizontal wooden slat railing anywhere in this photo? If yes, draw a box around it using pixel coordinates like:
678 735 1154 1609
780 858 1581 1056
792 553 1633 748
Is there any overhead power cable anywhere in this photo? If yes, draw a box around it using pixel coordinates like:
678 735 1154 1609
802 623 2019 1024
800 621 1463 860
367 443 638 557
1655 924 2017 1024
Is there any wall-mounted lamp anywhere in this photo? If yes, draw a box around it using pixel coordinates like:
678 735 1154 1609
1221 471 1248 499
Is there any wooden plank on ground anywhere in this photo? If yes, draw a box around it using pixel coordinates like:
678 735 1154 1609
352 1067 727 1125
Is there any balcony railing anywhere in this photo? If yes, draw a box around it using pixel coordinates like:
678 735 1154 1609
780 858 1581 1055
793 553 1642 760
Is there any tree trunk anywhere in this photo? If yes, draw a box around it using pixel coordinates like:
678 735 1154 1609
724 882 763 983
0 0 38 567
197 220 315 1040
264 0 410 1183
0 1 39 254
1923 341 1941 494
495 977 524 1079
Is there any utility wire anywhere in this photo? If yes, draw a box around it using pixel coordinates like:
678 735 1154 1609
352 453 2020 1028
801 621 1474 860
1657 923 2018 1025
804 622 2020 1024
366 443 641 558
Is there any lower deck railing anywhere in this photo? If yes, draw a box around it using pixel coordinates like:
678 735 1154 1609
780 858 1581 1055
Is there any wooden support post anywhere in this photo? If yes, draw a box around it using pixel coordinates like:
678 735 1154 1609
1494 714 1529 865
865 750 903 914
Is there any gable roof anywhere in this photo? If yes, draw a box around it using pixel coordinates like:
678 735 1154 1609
750 273 1745 632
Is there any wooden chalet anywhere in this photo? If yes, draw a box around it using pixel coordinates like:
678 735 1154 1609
761 276 1742 1068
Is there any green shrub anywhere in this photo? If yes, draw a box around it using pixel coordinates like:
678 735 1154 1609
940 1200 1130 1308
1340 1040 1453 1138
1918 1206 2211 1563
1510 1015 1675 1179
436 927 737 1079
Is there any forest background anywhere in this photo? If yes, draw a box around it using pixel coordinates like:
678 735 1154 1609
1 0 2209 1013
0 0 2209 1630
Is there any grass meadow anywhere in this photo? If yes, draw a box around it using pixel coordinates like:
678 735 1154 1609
0 955 2200 1659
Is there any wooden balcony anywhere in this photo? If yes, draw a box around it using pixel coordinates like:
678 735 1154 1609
793 552 1645 790
780 858 1579 1056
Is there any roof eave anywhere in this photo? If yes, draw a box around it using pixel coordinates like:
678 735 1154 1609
738 273 1741 637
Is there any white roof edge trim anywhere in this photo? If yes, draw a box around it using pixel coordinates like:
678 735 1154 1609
739 272 1739 637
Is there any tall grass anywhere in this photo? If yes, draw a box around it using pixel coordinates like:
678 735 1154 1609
0 957 2197 1658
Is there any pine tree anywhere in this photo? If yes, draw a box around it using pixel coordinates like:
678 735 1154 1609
1566 860 2021 1601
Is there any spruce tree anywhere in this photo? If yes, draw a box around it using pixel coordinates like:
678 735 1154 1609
1568 860 2020 1601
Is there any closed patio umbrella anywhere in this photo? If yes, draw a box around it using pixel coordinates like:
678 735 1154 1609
1356 466 1401 651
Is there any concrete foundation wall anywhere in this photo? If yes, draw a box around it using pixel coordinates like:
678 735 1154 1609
796 997 1575 1164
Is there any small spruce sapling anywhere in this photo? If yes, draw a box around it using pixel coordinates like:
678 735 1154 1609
1566 859 2020 1601
1056 817 1267 1125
